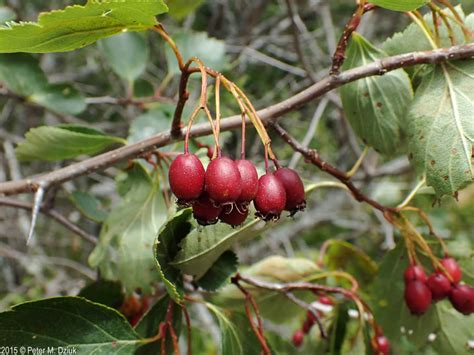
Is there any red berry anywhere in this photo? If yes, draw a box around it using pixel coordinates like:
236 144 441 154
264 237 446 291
449 284 474 315
404 281 432 315
219 203 249 227
319 296 333 305
302 318 314 334
404 264 427 284
168 153 205 203
274 168 306 214
292 330 304 347
440 257 462 284
205 157 242 205
254 173 286 221
235 160 259 202
427 273 452 301
192 194 222 226
373 335 390 354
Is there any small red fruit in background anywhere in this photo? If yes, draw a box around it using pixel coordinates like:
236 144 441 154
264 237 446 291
440 257 462 284
168 153 205 203
426 273 452 301
192 194 222 226
292 330 304 347
219 204 249 227
235 159 259 203
205 157 242 204
254 173 286 221
404 264 427 284
319 296 333 305
404 280 432 315
274 168 306 214
373 335 390 354
449 284 474 315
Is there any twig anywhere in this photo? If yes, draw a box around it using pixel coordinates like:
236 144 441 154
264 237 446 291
285 291 327 339
1 43 474 196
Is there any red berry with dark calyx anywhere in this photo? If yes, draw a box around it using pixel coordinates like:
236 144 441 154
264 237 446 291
168 153 205 204
404 281 432 315
254 174 286 221
427 273 452 301
373 335 390 355
192 194 222 226
219 203 249 227
292 330 304 347
404 264 427 284
449 284 474 315
440 257 462 284
205 157 242 205
235 160 259 203
274 168 306 215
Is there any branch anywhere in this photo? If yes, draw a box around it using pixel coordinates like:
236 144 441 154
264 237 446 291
0 197 97 244
0 43 473 196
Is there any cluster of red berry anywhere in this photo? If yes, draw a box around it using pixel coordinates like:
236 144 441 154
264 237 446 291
291 296 332 348
168 153 306 226
404 256 474 315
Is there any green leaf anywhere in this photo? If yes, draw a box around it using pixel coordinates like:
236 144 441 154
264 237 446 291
16 124 125 161
135 296 182 355
0 297 145 352
31 83 86 115
330 302 350 355
368 0 429 12
165 32 228 75
216 256 320 323
128 107 173 143
154 208 192 303
0 0 168 53
196 250 238 292
323 240 378 288
134 78 155 97
372 243 474 354
167 0 204 20
205 303 244 355
405 61 474 197
78 280 124 309
99 31 149 82
89 164 168 293
70 191 108 222
0 54 47 96
341 33 413 155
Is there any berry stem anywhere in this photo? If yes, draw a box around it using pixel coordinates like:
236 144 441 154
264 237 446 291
214 75 222 158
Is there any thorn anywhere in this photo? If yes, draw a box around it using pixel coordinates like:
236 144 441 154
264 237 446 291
26 181 47 245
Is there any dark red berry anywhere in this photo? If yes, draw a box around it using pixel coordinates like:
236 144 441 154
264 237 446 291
427 273 452 301
440 257 462 284
404 264 427 284
373 335 390 354
302 318 314 334
205 157 242 205
449 284 474 315
274 168 306 214
254 174 286 221
168 153 205 203
219 204 249 227
192 194 222 226
235 160 259 202
292 330 304 347
404 281 432 315
319 296 333 305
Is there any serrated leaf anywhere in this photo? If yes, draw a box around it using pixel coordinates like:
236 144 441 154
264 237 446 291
0 297 146 352
167 0 204 20
216 256 320 323
70 191 108 222
89 164 168 293
31 83 86 115
405 61 474 197
372 243 474 354
78 280 124 308
368 0 429 12
99 31 149 82
206 303 244 355
0 0 168 53
16 124 126 161
135 296 182 355
382 6 468 56
341 33 413 155
165 31 228 75
196 250 238 292
154 208 192 303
